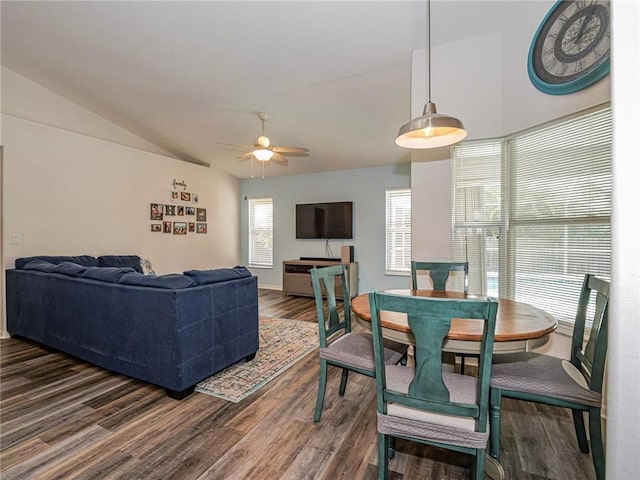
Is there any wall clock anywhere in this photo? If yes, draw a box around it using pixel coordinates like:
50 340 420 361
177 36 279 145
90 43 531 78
528 0 610 95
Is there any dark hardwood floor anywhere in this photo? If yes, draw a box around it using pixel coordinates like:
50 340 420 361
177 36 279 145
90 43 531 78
1 289 597 479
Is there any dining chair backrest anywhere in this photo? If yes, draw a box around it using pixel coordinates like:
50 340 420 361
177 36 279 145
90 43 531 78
572 274 610 394
411 261 469 293
368 291 498 429
310 265 351 348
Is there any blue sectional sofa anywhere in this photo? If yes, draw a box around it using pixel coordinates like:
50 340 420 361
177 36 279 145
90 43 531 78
5 255 259 399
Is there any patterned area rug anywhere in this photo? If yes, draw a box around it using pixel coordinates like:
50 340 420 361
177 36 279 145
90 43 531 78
196 316 319 403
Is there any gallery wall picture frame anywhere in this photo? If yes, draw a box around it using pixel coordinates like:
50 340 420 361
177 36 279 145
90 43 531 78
173 222 187 235
197 223 207 234
192 194 199 204
186 207 195 215
181 192 191 202
165 205 176 216
150 203 163 220
163 221 172 233
170 191 179 203
188 222 195 232
177 206 184 216
151 223 162 232
196 208 207 222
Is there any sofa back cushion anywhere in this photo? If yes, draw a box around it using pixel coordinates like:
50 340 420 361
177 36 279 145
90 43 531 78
15 255 98 269
119 272 194 289
97 255 143 273
81 266 136 283
183 266 252 286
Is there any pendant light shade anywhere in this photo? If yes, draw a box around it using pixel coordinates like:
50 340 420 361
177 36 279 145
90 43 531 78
396 102 467 148
396 0 467 149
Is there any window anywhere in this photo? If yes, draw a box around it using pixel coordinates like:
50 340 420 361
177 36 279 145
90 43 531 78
452 106 612 328
386 188 411 274
248 197 273 268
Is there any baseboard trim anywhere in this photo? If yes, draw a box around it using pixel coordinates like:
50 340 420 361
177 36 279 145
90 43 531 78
259 284 281 291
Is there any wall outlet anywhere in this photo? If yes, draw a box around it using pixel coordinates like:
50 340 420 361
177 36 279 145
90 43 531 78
12 233 22 244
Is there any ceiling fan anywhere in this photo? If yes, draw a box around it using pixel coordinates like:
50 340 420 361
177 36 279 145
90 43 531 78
218 113 309 176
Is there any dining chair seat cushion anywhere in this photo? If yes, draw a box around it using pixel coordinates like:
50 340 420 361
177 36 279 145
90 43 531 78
320 332 407 371
378 364 489 449
491 352 602 407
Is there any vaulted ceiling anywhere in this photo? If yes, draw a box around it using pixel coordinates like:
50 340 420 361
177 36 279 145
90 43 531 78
2 1 535 179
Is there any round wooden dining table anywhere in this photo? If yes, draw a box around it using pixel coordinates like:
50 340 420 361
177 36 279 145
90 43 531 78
351 289 557 354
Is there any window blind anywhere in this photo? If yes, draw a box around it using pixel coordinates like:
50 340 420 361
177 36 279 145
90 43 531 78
507 107 612 326
386 188 411 274
451 106 612 328
451 141 504 296
248 197 273 267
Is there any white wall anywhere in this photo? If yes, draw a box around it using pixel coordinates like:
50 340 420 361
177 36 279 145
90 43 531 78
239 164 411 293
608 1 640 477
1 69 241 337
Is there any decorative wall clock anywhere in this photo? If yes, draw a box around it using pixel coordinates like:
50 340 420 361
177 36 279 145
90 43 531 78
528 0 610 95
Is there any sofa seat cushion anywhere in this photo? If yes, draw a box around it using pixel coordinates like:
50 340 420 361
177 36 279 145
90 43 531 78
81 266 137 283
98 255 143 273
16 255 98 269
184 266 251 286
119 272 194 289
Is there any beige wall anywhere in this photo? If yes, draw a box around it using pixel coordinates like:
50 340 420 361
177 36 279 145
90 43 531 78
1 69 241 336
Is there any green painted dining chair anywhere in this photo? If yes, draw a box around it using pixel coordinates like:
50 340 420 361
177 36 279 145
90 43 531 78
411 261 473 373
368 291 498 480
411 261 469 292
489 274 610 480
310 265 408 423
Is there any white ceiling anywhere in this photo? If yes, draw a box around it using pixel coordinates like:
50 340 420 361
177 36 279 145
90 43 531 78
1 1 533 179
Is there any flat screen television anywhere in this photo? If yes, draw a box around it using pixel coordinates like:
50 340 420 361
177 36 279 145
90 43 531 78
296 201 353 239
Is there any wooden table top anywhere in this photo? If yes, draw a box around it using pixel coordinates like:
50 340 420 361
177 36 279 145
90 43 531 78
351 289 557 343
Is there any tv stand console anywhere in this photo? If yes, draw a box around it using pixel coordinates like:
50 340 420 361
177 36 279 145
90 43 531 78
283 259 358 299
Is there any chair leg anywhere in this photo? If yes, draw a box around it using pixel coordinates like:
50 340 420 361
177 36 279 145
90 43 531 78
489 388 502 460
460 354 466 375
473 449 486 480
314 359 328 422
572 409 590 453
388 436 396 459
338 368 349 396
378 433 389 480
588 407 605 480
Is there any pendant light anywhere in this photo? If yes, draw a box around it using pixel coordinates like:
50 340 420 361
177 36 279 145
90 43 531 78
395 0 467 149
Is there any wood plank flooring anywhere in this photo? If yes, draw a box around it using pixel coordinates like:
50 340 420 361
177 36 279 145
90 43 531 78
1 289 597 479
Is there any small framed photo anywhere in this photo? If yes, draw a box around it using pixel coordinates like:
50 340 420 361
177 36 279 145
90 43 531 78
192 193 199 204
197 223 207 234
186 207 195 215
150 203 163 220
177 206 185 216
163 221 172 233
173 222 187 235
188 222 195 232
170 191 179 203
181 192 191 202
151 223 162 232
165 205 176 216
196 208 207 222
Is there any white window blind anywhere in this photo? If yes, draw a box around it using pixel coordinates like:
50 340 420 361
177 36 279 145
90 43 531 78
452 106 612 328
507 107 612 326
386 188 411 274
248 197 273 268
451 141 504 296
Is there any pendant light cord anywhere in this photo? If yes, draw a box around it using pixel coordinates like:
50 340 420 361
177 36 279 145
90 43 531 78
427 0 431 103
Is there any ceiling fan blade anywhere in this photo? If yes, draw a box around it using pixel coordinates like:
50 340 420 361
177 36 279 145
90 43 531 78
273 151 308 157
217 142 253 150
236 152 255 161
273 146 309 154
271 153 289 166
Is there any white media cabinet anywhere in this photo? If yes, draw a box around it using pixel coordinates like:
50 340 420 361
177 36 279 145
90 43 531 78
282 259 358 299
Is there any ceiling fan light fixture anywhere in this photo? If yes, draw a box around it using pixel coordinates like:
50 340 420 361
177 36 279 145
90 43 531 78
253 149 274 161
257 135 271 148
395 101 467 148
